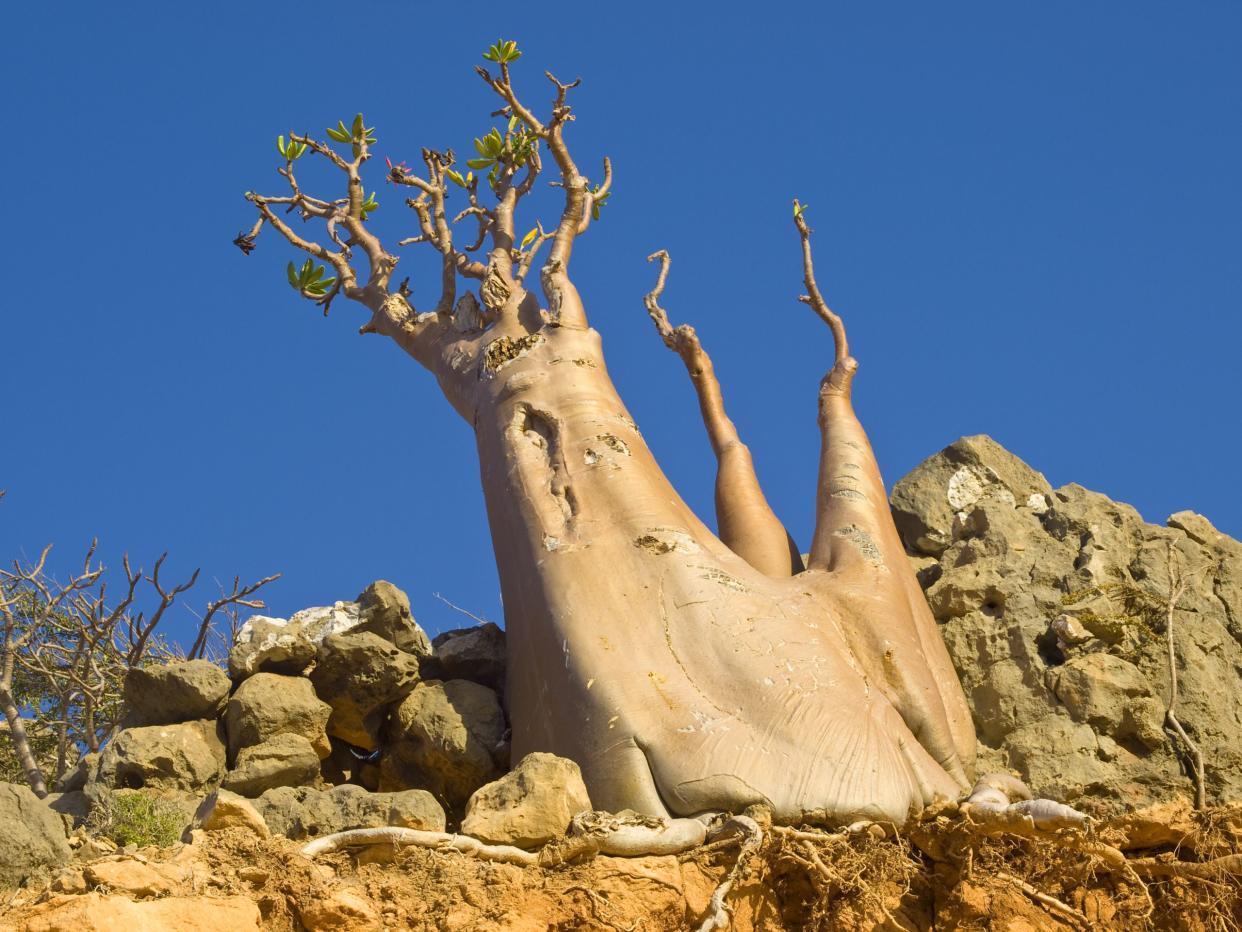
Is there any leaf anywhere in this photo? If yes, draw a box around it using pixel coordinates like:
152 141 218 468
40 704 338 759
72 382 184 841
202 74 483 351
793 201 807 219
277 135 286 157
326 126 350 143
352 113 364 137
520 226 538 250
473 136 489 157
466 158 494 169
287 261 299 288
445 168 467 188
592 204 600 221
508 114 519 134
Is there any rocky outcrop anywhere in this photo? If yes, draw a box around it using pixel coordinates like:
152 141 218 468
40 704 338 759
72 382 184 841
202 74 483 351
18 892 262 930
221 734 321 797
462 752 592 848
380 679 506 810
229 582 433 681
0 782 72 889
122 660 231 726
895 435 1242 815
309 632 420 750
356 580 433 657
225 672 332 762
97 721 226 793
254 784 445 839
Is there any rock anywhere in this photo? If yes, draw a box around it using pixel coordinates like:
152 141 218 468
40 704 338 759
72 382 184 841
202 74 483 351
297 886 380 931
890 434 1052 556
380 679 506 810
225 672 331 762
45 791 92 831
309 632 420 750
220 733 320 797
426 623 506 690
898 435 1242 814
462 752 592 848
17 892 261 931
122 660 230 726
356 581 433 657
192 789 270 838
0 782 72 889
1049 653 1163 745
254 784 445 840
83 857 180 897
96 721 225 793
228 602 361 680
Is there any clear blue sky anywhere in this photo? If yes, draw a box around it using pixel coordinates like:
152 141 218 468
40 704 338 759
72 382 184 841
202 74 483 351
2 2 1238 647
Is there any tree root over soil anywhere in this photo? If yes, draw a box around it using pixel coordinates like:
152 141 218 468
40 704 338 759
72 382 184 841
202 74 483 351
288 791 1242 929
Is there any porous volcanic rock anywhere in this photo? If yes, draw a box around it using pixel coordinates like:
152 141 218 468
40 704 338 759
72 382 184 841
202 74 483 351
895 435 1242 815
0 782 72 889
220 733 321 797
122 659 231 726
225 672 332 763
462 752 592 848
425 623 506 690
254 784 445 839
379 679 506 810
309 631 420 750
96 720 226 793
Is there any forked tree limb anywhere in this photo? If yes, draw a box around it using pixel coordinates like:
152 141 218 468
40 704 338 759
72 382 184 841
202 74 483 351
643 251 801 577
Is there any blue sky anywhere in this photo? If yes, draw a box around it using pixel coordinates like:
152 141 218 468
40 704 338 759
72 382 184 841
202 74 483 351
2 2 1238 646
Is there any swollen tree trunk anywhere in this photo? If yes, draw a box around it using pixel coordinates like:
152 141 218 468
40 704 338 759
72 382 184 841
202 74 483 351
240 57 978 825
386 300 975 824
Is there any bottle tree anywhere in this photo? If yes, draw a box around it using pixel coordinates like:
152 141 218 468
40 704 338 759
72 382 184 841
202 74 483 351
237 40 977 825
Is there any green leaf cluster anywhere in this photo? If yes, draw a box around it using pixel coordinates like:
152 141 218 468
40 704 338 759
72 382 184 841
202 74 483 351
287 257 336 297
467 116 537 189
276 135 307 160
444 167 474 189
326 113 377 158
590 185 611 222
482 39 522 64
360 191 379 219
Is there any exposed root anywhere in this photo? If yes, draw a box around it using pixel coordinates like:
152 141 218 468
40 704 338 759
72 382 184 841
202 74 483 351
694 815 763 931
997 870 1091 929
299 827 537 866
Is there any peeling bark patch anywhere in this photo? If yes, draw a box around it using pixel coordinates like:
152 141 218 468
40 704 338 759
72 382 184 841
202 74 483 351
833 524 884 566
634 529 698 555
484 333 543 373
510 405 577 545
596 434 630 456
830 489 867 502
572 358 597 368
694 567 749 592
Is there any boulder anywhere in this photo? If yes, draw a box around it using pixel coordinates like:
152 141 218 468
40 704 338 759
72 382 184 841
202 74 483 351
898 435 1242 814
254 784 445 840
380 679 506 809
96 720 225 793
890 434 1052 557
297 887 380 931
44 791 92 831
83 857 182 897
220 733 321 797
462 752 592 848
228 602 361 680
356 580 433 657
192 789 270 838
309 631 420 750
122 660 230 726
426 623 506 690
0 782 72 889
17 892 261 931
225 672 331 762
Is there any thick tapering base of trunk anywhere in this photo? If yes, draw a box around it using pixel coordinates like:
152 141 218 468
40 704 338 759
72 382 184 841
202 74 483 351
468 325 974 825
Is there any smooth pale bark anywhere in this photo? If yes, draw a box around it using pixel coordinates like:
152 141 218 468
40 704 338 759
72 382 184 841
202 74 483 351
375 290 976 826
